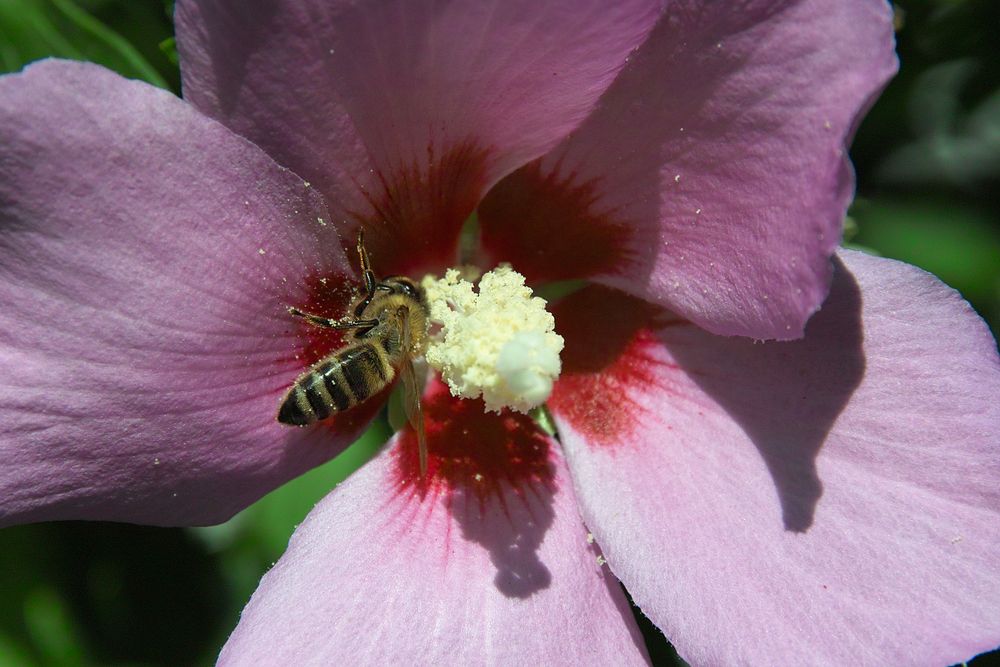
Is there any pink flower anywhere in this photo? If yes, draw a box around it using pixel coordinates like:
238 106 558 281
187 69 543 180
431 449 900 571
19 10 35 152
1 0 998 664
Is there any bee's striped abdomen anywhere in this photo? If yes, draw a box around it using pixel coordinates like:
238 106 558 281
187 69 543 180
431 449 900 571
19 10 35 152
277 342 392 426
337 344 388 400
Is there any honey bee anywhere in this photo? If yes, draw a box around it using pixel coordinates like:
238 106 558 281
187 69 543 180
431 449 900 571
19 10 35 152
277 231 430 474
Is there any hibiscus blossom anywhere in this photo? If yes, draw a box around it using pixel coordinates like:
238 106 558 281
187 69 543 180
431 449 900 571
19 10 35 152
1 0 998 664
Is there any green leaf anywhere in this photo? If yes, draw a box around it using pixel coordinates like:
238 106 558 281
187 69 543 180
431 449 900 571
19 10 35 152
0 634 33 667
192 419 392 561
23 587 85 666
159 35 177 66
849 196 1000 332
0 0 169 88
189 421 392 656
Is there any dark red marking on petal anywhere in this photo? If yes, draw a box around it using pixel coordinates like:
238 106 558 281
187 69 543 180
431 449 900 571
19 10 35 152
290 271 362 367
394 378 555 510
349 140 491 278
478 158 630 283
549 286 689 447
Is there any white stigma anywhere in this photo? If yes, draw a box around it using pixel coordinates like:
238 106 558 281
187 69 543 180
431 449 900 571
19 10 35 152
422 265 563 414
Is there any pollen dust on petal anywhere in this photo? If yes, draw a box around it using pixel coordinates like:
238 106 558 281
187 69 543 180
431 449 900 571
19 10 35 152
350 140 491 277
393 377 555 513
548 286 689 448
289 271 359 367
478 158 630 283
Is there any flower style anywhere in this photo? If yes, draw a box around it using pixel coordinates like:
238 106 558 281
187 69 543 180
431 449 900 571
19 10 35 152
1 0 999 664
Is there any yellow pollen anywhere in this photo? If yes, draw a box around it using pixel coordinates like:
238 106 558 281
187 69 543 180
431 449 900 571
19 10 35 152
422 265 563 413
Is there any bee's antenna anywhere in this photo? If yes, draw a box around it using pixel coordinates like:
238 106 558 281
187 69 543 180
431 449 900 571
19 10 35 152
356 228 376 295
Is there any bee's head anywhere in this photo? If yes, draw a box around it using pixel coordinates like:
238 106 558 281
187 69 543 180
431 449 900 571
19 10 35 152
384 276 422 300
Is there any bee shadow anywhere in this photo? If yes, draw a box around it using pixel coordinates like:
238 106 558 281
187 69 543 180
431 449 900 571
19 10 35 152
448 480 555 599
404 384 557 599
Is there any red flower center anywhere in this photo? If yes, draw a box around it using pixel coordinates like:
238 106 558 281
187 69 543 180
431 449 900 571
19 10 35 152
394 378 555 509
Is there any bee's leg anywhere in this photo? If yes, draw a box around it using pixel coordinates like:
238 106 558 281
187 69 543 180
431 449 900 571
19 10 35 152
288 307 378 331
357 229 377 295
352 283 393 318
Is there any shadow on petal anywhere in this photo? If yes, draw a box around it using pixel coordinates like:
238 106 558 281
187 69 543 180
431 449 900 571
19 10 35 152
177 2 282 118
551 257 865 532
394 379 557 598
449 483 554 598
661 257 865 531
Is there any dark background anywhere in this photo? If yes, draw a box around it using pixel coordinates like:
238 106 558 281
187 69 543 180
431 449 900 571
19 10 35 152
0 1 998 664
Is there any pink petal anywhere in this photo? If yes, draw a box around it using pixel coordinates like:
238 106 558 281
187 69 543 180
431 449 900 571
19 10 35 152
480 0 897 340
0 60 377 527
548 250 1000 664
175 0 661 275
220 380 648 664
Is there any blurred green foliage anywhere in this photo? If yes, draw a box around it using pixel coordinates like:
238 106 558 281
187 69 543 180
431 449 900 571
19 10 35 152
0 425 388 665
851 0 1000 336
0 0 179 91
0 0 998 665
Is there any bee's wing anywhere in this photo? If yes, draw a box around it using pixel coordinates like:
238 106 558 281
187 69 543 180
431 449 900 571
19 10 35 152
397 306 428 476
401 358 428 477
